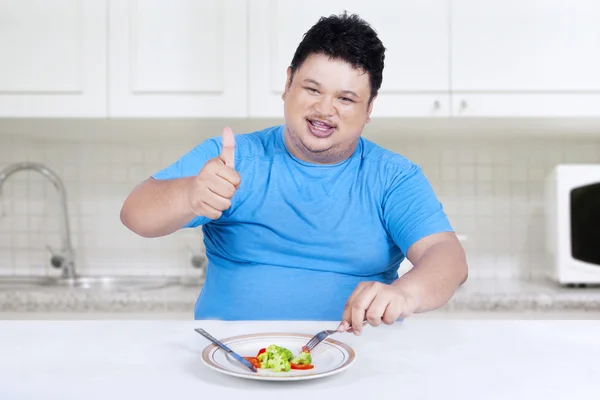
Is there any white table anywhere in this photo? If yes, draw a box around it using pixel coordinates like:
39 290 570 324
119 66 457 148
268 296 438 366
0 319 598 399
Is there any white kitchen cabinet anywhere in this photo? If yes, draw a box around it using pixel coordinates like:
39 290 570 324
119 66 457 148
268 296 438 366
3 0 600 120
248 0 451 118
0 0 107 117
451 0 600 117
108 0 247 117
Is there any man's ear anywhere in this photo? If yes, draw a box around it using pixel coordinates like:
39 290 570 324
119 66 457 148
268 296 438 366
366 93 377 123
282 66 293 101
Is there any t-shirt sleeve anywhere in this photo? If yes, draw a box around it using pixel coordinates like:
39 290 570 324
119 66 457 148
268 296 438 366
382 163 454 256
152 137 221 228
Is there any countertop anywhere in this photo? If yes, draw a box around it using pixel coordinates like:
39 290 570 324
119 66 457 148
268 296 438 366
0 319 598 399
1 277 600 314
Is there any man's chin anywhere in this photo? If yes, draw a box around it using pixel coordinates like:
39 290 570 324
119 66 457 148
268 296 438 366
299 133 334 151
299 140 332 154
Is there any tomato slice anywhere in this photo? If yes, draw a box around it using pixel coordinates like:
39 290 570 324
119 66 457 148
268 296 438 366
290 363 314 370
243 356 261 369
257 348 266 357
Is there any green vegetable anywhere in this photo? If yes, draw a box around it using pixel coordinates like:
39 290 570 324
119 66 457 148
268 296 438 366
267 353 291 372
256 344 297 372
291 351 312 365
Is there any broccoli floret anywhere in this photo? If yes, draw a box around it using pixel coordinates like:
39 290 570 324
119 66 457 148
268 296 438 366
267 354 291 372
291 351 312 365
279 347 294 361
257 351 268 367
266 344 293 360
257 344 295 371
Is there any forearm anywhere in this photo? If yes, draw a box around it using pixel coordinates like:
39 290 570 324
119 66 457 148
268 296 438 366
120 177 197 238
392 239 468 313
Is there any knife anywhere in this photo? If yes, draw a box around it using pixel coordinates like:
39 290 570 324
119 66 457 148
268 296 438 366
194 328 257 373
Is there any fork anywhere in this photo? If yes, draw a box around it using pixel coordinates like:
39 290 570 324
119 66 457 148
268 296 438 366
302 320 368 352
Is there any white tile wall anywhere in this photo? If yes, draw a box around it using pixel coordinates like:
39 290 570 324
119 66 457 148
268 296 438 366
395 137 600 280
0 120 599 280
0 123 208 278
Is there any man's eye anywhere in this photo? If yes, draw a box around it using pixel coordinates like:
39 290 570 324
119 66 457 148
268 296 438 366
340 97 353 102
306 87 318 93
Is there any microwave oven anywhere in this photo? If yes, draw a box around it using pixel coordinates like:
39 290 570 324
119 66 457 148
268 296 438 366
545 164 600 285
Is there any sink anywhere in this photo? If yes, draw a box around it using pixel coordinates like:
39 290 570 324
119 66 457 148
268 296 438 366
0 276 57 291
0 275 183 291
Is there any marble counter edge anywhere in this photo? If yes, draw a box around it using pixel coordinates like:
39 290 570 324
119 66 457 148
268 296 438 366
2 279 600 313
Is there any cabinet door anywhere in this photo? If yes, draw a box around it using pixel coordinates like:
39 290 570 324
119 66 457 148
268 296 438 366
0 0 106 117
248 0 450 118
451 0 600 117
108 0 247 117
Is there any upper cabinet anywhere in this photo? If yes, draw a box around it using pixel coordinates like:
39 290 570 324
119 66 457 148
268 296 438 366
0 0 107 117
1 0 600 119
451 0 600 117
248 0 451 118
108 0 247 117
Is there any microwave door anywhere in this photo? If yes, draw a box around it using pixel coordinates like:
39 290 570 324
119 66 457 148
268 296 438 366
571 183 600 266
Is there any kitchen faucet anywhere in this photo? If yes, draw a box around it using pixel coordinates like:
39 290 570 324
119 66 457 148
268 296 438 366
0 162 76 280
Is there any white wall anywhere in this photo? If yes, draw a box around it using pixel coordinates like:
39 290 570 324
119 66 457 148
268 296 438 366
1 119 599 281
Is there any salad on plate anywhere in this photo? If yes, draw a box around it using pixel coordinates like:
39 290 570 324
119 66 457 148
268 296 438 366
244 344 314 372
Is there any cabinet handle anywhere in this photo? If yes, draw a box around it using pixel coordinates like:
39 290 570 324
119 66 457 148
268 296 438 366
433 100 441 110
460 100 468 110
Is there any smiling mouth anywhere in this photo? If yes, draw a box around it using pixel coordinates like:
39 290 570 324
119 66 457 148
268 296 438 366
306 119 335 138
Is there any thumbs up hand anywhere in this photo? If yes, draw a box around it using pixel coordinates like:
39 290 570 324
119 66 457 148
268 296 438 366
220 126 236 169
188 127 241 220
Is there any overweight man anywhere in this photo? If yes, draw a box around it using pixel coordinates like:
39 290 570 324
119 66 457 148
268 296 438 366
120 12 468 334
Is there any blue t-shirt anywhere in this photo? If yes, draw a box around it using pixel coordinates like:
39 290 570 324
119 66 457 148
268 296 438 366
152 125 453 320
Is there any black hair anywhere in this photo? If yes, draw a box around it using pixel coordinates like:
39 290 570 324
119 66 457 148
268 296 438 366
289 11 386 102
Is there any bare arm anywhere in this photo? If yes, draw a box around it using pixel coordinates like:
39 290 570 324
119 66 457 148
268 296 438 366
120 127 240 239
391 231 468 313
120 177 197 238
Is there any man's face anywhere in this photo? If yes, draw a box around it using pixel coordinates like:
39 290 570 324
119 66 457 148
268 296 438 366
282 53 376 164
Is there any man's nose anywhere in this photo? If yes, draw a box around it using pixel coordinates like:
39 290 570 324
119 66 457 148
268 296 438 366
314 96 335 116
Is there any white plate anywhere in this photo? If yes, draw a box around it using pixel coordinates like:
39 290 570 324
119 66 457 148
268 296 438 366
201 332 355 381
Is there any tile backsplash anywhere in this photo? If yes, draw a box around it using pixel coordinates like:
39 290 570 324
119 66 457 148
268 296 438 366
0 119 599 281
